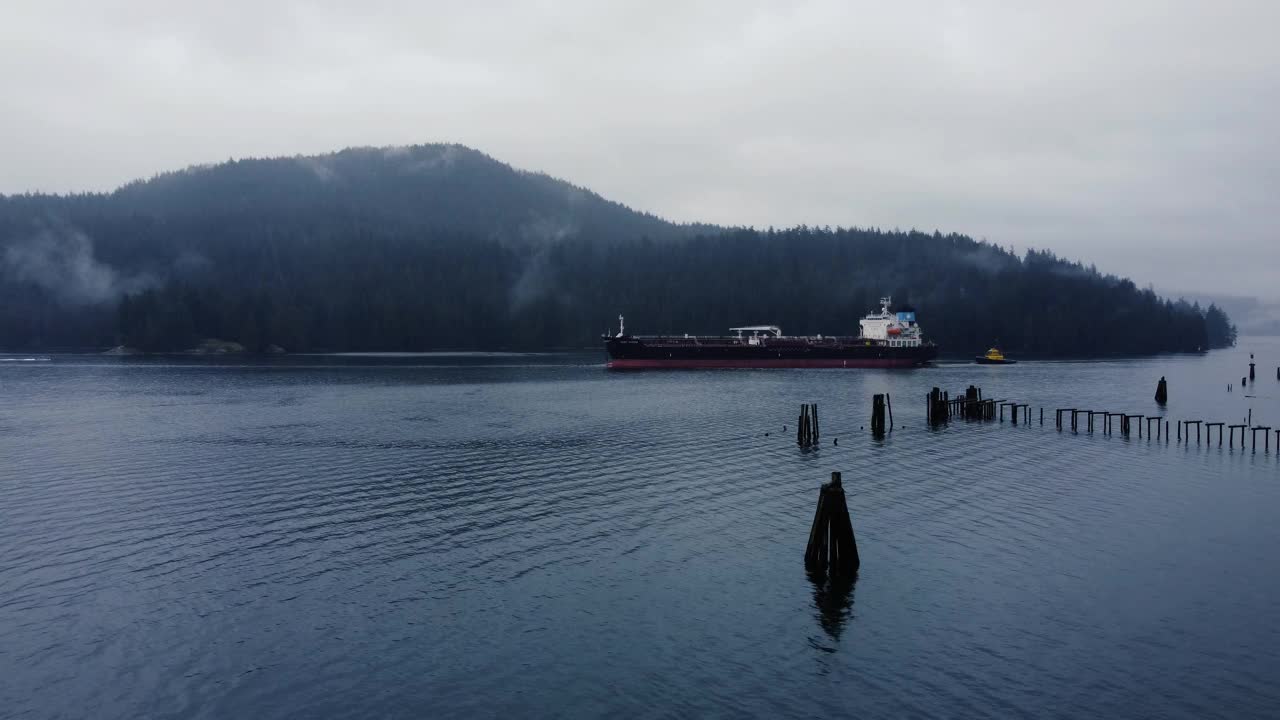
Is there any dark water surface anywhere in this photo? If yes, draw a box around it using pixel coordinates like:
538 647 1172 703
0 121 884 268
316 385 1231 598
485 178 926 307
3 342 1280 719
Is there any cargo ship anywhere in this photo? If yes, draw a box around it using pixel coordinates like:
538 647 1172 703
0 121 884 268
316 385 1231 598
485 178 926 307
605 297 938 369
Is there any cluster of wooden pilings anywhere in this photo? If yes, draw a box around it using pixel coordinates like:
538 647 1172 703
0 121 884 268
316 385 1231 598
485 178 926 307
1054 408 1171 439
960 385 993 420
797 403 819 448
1242 354 1280 383
1044 407 1278 453
804 472 860 576
1177 420 1276 452
926 387 949 424
926 385 1030 424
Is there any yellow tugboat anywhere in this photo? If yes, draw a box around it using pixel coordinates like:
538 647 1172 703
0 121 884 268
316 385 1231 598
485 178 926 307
974 347 1016 365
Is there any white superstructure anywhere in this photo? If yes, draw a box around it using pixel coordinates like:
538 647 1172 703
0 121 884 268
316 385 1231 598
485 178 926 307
859 297 924 347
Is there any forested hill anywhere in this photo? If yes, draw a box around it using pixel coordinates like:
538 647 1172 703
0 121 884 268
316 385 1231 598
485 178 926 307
0 145 1236 354
110 145 705 242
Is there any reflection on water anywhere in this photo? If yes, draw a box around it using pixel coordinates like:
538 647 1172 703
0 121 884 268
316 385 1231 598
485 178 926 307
3 342 1280 719
808 570 858 644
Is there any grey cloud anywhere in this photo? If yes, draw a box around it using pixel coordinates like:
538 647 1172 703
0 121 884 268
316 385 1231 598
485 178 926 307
1 0 1277 299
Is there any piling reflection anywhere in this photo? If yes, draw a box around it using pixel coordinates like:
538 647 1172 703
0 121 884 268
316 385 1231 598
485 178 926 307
808 570 858 642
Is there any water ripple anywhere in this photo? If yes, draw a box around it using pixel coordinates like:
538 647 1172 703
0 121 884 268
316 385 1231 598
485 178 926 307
3 345 1280 719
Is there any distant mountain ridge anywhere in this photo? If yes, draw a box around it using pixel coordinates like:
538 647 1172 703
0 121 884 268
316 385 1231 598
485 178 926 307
107 144 708 242
0 144 1235 353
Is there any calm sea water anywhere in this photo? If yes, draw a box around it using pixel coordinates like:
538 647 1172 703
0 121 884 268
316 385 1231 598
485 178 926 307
3 341 1280 719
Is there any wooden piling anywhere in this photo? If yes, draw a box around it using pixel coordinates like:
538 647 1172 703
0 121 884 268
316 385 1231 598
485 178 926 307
797 404 819 448
1228 424 1245 448
1250 426 1271 453
871 395 887 436
804 471 860 576
1123 414 1145 438
1186 420 1202 443
1155 376 1168 405
998 401 1018 423
929 388 951 425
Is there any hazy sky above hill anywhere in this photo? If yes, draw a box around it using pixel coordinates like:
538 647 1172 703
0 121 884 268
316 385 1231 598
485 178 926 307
3 1 1277 299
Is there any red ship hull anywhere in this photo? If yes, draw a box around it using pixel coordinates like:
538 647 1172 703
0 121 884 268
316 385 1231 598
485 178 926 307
607 357 925 369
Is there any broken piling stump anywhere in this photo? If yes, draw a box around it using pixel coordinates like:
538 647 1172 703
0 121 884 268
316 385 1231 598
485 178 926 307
870 395 887 436
804 471 860 576
797 404 819 448
928 388 952 426
1155 376 1168 405
964 386 980 419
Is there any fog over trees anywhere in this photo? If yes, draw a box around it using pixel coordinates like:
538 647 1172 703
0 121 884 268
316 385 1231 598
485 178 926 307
0 145 1235 354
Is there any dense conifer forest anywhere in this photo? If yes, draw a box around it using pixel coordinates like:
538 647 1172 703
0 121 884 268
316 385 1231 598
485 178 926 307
0 144 1236 354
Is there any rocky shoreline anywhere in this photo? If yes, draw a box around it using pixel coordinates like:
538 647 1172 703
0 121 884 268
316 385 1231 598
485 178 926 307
102 339 287 356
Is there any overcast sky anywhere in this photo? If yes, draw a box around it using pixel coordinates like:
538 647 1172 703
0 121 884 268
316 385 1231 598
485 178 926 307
3 1 1277 300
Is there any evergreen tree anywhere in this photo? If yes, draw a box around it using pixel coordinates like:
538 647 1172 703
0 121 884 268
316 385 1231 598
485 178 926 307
0 146 1235 355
